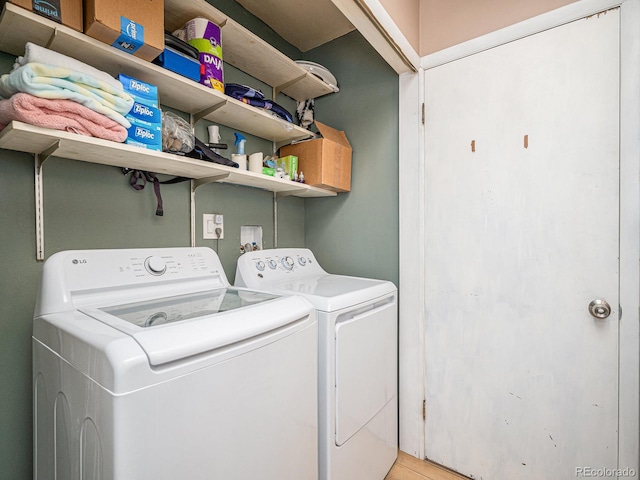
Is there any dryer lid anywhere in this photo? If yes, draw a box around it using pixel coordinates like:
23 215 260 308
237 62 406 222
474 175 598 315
80 288 312 365
265 274 396 312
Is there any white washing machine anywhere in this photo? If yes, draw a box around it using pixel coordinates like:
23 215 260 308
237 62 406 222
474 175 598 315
33 247 318 480
235 248 398 480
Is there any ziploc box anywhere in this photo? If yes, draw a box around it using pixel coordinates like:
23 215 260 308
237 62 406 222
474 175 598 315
118 74 161 150
118 74 158 108
83 0 164 61
124 103 162 151
126 101 162 125
126 123 162 150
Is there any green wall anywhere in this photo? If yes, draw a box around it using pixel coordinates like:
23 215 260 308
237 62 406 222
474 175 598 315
0 3 398 478
304 33 400 285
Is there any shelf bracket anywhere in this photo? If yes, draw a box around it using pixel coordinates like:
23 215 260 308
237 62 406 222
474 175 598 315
34 140 61 261
275 189 303 200
192 173 230 191
191 100 228 125
274 73 307 98
38 140 61 164
44 28 58 49
189 174 230 247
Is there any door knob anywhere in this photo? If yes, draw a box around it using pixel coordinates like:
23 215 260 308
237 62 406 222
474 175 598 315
588 299 611 319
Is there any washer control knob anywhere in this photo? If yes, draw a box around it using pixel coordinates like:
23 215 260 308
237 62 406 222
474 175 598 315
268 259 278 270
282 256 295 270
256 261 266 271
145 256 166 275
298 257 307 266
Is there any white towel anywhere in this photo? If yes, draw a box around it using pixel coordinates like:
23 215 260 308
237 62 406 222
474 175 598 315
13 42 123 91
0 63 133 127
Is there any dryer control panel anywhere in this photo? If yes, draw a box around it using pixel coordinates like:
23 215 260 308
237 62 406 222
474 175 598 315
236 248 326 284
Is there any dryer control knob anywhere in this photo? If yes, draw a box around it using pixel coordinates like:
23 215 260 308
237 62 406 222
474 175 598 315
268 259 278 270
282 256 295 270
145 256 166 275
298 257 307 266
256 261 266 271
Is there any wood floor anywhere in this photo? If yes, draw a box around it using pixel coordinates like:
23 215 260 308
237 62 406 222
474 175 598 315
385 451 469 480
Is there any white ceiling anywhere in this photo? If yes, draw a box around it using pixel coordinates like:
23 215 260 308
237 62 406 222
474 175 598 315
234 0 356 52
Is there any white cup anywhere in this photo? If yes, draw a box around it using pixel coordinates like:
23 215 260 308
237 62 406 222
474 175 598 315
249 152 263 173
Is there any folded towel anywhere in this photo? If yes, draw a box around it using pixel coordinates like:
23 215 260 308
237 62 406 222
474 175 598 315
0 63 134 127
13 43 124 91
0 93 127 142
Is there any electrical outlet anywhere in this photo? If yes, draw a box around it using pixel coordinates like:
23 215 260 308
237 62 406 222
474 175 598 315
203 214 224 239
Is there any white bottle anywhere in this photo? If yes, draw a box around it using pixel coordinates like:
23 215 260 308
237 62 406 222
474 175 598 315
207 125 221 154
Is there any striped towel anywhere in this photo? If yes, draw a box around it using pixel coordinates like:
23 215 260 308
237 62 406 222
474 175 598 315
0 63 134 128
13 42 124 91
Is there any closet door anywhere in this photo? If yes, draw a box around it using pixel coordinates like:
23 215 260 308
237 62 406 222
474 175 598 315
424 10 620 480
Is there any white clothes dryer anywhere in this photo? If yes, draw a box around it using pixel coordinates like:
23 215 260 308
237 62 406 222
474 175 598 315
235 248 398 480
33 247 318 480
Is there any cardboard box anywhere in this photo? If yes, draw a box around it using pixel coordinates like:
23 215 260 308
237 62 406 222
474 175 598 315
280 121 352 192
1 0 83 31
83 0 164 61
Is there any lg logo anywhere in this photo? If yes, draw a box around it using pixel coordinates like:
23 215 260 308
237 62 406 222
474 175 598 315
72 259 87 265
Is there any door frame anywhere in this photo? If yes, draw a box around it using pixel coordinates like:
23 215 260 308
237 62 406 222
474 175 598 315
398 0 640 473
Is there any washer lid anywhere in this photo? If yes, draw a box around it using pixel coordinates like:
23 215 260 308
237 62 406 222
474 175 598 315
80 288 312 365
265 274 396 312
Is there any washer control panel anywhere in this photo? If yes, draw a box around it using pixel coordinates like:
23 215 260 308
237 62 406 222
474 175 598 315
236 248 326 284
61 248 225 289
37 247 229 316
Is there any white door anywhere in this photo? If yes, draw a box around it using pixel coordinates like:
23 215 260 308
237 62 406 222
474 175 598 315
424 10 619 480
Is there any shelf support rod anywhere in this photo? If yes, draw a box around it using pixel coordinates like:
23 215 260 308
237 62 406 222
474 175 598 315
191 100 228 125
190 174 230 247
273 191 278 248
34 140 61 261
273 188 307 247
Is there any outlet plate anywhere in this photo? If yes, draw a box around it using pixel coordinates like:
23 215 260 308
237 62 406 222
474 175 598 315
203 213 224 239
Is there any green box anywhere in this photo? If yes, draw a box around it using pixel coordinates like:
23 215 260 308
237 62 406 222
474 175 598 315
279 155 298 179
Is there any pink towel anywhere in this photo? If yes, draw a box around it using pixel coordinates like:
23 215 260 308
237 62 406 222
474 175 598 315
0 92 127 142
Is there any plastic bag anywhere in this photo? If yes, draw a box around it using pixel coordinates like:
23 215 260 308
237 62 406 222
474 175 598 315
162 111 194 153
